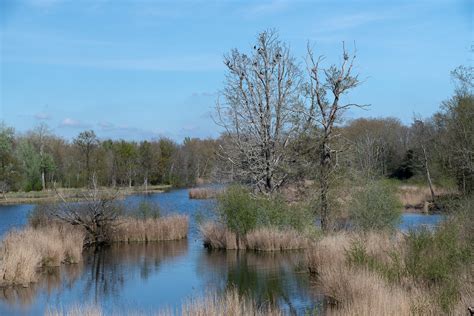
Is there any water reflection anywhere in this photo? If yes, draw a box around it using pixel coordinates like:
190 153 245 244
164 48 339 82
81 240 188 302
0 240 188 312
198 250 321 314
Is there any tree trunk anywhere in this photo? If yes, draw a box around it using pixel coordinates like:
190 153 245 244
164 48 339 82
319 140 331 232
144 176 148 194
41 171 46 191
421 145 435 202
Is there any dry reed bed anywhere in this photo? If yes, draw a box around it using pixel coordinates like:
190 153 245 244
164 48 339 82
0 225 84 287
200 222 310 251
307 232 471 315
46 288 283 316
111 215 189 242
188 188 221 199
397 185 455 209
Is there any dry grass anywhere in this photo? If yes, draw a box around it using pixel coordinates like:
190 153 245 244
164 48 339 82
46 289 282 316
307 232 472 315
112 215 189 242
246 227 310 251
188 188 221 199
46 304 103 316
200 222 310 251
397 185 455 210
0 224 84 287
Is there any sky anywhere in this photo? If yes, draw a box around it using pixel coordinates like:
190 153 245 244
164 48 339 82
0 0 472 141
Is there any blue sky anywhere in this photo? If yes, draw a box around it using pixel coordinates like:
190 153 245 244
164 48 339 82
0 0 472 141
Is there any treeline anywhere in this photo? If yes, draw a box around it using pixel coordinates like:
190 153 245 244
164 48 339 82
0 127 220 192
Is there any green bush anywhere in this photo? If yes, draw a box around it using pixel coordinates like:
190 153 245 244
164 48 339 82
350 180 402 231
216 185 314 236
216 185 258 236
131 200 161 220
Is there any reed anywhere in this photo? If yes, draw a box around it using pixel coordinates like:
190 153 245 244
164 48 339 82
46 288 282 316
0 224 84 287
112 215 189 242
200 222 310 251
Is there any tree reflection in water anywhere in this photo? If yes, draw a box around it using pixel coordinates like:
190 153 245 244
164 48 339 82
197 249 323 314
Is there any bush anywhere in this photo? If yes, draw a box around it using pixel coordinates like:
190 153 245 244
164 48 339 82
216 185 258 238
350 181 402 231
216 185 314 237
130 200 161 220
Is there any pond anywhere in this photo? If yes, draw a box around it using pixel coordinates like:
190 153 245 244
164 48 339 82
0 189 444 315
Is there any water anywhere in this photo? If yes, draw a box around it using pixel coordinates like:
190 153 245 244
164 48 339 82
0 189 444 315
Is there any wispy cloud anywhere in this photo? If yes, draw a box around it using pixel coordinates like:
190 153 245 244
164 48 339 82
59 117 88 128
34 112 51 120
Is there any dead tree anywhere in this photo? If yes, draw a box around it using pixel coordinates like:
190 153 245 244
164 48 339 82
215 30 302 194
51 176 122 246
302 43 366 231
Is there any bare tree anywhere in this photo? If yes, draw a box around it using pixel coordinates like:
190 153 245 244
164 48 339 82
412 119 436 202
215 30 302 194
51 177 121 246
302 43 366 231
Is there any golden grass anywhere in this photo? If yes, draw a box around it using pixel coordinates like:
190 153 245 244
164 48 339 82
46 304 103 316
188 188 221 199
307 232 472 315
47 288 282 316
112 215 189 242
200 222 310 251
397 185 455 210
0 224 84 287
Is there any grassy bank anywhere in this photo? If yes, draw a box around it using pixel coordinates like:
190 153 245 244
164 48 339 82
46 288 283 316
306 207 473 315
0 185 172 205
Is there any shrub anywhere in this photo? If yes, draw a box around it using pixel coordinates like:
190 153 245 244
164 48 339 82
216 185 258 238
350 180 402 231
217 185 313 235
130 200 161 220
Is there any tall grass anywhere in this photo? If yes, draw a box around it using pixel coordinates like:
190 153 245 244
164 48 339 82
0 224 84 287
200 222 310 250
46 288 283 316
306 206 473 315
111 215 189 242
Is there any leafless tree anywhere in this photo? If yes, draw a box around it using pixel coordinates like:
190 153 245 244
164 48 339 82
215 30 302 194
412 119 436 202
51 176 122 246
301 43 367 231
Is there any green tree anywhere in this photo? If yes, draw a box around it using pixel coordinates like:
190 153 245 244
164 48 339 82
0 123 19 193
73 130 99 185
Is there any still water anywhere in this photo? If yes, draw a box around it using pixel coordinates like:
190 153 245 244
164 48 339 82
0 189 444 315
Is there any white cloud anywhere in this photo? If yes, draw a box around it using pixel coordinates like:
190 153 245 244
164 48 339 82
34 112 51 120
59 117 87 128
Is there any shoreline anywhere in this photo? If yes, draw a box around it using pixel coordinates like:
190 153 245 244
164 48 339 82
0 185 172 205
